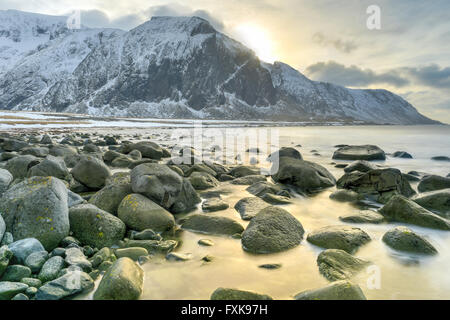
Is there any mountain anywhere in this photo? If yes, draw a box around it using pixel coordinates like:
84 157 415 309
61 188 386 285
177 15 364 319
0 11 437 124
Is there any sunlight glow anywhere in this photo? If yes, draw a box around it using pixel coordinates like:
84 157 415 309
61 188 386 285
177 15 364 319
234 24 277 63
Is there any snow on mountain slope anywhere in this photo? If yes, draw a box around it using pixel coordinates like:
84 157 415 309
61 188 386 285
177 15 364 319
0 12 437 124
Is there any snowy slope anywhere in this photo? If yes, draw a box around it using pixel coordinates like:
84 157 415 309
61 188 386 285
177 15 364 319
0 12 437 124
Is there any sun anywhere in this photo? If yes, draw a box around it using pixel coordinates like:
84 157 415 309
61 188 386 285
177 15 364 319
233 24 277 63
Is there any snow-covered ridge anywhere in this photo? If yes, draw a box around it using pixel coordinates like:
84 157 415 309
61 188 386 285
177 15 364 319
0 10 438 125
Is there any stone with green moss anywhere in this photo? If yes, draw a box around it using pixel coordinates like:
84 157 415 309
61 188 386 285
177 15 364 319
294 280 366 300
382 226 437 255
210 288 272 300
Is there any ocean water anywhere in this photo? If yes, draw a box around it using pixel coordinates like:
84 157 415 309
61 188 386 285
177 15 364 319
131 125 450 300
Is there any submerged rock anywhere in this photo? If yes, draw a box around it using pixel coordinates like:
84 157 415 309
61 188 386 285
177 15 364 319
246 181 284 197
339 210 384 224
317 249 370 281
382 226 438 255
181 215 244 236
211 288 272 300
94 258 144 300
231 175 266 185
272 157 336 194
234 197 270 220
379 195 450 230
202 198 229 212
229 166 261 178
241 206 304 254
329 190 360 203
307 225 371 254
294 280 366 300
268 147 302 162
333 145 386 161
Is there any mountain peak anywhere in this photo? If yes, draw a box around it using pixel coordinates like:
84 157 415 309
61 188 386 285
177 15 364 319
135 16 216 36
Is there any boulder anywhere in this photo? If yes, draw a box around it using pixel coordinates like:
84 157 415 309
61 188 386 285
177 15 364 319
5 155 40 179
125 239 177 255
202 198 229 212
382 226 438 255
2 138 28 152
412 189 450 217
22 146 49 157
272 157 335 194
38 256 65 283
432 156 450 162
0 169 13 196
89 183 132 215
0 216 5 244
181 215 244 236
0 245 13 277
379 195 450 230
130 163 200 213
337 168 416 203
339 210 384 224
40 135 53 145
261 193 291 205
125 141 164 160
69 204 126 248
8 238 45 264
0 177 69 250
48 145 78 158
317 249 370 281
94 258 144 300
242 206 304 254
246 182 284 197
0 282 29 300
418 175 450 193
343 160 377 173
185 164 217 177
65 247 92 272
294 280 366 300
68 191 85 208
188 172 219 190
211 288 272 300
234 197 270 220
229 166 261 178
35 270 94 300
71 156 111 190
115 248 148 261
333 145 386 161
27 155 69 180
268 147 302 162
231 175 266 185
24 251 48 273
307 225 371 254
118 194 175 232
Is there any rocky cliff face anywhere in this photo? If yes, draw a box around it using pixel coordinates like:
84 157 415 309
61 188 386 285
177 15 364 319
0 12 437 124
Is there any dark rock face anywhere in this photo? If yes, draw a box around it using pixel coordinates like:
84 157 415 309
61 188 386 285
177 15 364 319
333 145 386 161
418 175 450 193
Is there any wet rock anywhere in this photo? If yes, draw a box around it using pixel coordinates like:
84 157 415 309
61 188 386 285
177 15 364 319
1 265 32 282
231 175 266 185
202 198 229 212
261 193 291 205
343 160 377 173
418 175 450 193
246 182 284 197
69 204 126 248
115 248 148 261
189 172 219 190
24 251 48 273
94 258 144 300
294 280 366 300
307 225 371 254
412 189 450 217
198 239 214 247
379 195 450 230
234 197 270 220
89 248 115 269
272 157 336 194
186 164 217 177
431 156 450 162
126 141 164 160
27 155 70 180
382 226 438 255
166 252 192 262
258 264 282 270
111 155 133 168
0 176 69 250
125 240 177 255
393 151 413 159
8 238 45 264
317 249 370 281
242 206 304 254
337 168 416 203
181 215 244 236
20 277 42 288
89 183 133 215
211 288 272 300
268 147 302 162
38 256 65 283
65 247 92 272
5 155 40 179
131 163 200 214
0 246 13 277
339 210 384 224
118 194 175 233
0 282 29 300
329 190 360 203
12 293 29 300
229 166 261 178
333 145 386 161
131 229 162 241
71 156 111 190
35 270 94 300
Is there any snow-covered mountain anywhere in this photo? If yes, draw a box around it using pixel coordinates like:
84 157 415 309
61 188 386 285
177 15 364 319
0 11 437 124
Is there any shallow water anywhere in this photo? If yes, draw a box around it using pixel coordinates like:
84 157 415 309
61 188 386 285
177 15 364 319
78 124 450 300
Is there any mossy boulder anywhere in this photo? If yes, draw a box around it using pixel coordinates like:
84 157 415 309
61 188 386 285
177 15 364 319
181 215 244 236
0 168 13 196
94 258 144 300
294 280 366 300
211 288 272 300
89 183 132 215
0 282 29 300
412 189 450 217
69 204 126 248
35 270 94 300
234 197 270 221
188 172 219 190
382 226 438 255
317 249 370 281
339 210 384 224
418 175 450 193
28 155 70 180
242 206 304 254
71 156 111 190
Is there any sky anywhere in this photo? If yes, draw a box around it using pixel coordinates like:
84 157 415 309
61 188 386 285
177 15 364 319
1 0 449 122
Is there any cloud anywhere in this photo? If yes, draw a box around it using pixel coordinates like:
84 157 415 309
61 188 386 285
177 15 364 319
312 32 357 54
305 61 409 87
400 65 450 89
